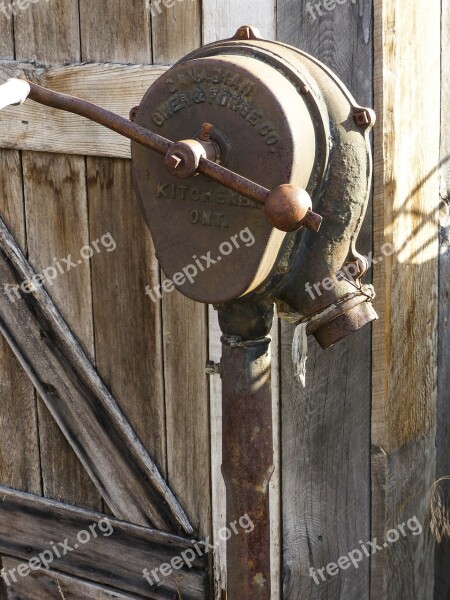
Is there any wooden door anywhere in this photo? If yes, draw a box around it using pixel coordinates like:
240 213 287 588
0 1 211 597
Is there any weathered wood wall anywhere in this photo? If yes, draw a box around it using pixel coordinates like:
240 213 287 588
372 1 440 599
436 0 450 596
277 1 373 598
0 486 207 598
0 0 212 596
0 0 446 598
0 0 210 527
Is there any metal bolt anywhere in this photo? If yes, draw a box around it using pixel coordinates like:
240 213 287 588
206 360 221 376
168 154 182 169
129 106 139 122
234 25 253 39
354 110 371 126
344 257 366 278
199 122 214 142
301 209 323 233
233 25 261 40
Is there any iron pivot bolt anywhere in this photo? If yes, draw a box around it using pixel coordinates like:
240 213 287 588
0 79 323 235
166 124 221 178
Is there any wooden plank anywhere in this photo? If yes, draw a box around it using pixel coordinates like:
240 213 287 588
0 6 14 60
87 157 167 483
0 216 192 535
202 0 276 44
3 558 142 600
0 61 167 158
280 324 372 599
372 0 440 597
269 313 281 600
162 291 210 537
151 0 201 65
277 2 373 598
13 0 80 65
79 0 167 509
0 486 207 599
0 28 41 596
79 2 152 64
152 1 211 541
0 149 41 496
0 30 41 503
22 151 101 510
21 153 94 360
207 307 226 598
12 0 101 513
0 150 26 249
435 0 450 596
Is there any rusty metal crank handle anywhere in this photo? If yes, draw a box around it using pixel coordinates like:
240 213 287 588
0 78 322 234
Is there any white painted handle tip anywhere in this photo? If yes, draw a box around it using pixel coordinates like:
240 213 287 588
0 78 31 111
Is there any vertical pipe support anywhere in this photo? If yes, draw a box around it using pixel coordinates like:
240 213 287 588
221 334 274 599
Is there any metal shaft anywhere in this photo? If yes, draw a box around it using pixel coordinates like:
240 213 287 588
0 79 322 232
221 335 274 599
26 82 272 206
27 81 173 156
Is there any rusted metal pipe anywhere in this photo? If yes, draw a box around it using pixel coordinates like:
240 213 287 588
221 334 274 599
15 81 271 203
26 81 173 155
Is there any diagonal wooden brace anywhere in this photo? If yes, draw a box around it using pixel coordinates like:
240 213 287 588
0 215 192 536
